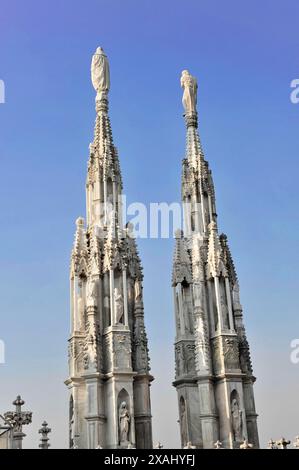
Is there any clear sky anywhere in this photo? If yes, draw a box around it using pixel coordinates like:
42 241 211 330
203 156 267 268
0 0 299 449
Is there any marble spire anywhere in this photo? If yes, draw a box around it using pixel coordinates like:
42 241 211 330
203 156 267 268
172 70 259 448
66 47 153 449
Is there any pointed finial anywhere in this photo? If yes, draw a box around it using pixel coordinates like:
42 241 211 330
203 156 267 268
76 217 85 229
240 438 253 449
39 421 51 449
183 441 196 449
154 441 164 449
214 440 223 449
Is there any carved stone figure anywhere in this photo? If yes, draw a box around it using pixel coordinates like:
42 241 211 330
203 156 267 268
114 287 124 323
87 278 97 305
231 397 243 442
181 70 197 115
134 279 142 303
119 401 130 445
77 296 84 328
91 47 110 98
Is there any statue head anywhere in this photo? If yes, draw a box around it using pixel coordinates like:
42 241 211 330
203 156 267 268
120 401 127 410
95 46 105 55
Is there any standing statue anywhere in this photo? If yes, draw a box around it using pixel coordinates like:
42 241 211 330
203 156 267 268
91 47 110 99
181 70 198 115
119 401 131 445
134 279 142 303
231 398 243 442
114 287 124 323
87 279 97 305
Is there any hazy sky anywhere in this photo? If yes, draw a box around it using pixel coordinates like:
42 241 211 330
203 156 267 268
0 0 299 449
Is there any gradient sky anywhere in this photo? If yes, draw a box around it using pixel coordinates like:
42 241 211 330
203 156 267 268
0 0 299 449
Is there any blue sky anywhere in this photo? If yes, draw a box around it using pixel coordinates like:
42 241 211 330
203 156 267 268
0 0 299 448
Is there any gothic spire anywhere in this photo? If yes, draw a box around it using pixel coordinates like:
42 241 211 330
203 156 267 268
87 47 122 229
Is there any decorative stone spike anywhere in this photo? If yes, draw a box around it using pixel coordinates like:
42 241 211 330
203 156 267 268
38 421 51 449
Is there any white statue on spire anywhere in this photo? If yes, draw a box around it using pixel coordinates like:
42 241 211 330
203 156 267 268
181 70 197 115
91 47 110 99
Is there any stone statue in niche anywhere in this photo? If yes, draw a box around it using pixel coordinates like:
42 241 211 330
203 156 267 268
119 401 131 446
180 398 188 447
77 296 84 329
114 287 124 323
181 70 198 115
134 279 142 303
231 397 243 442
87 278 97 305
91 46 110 99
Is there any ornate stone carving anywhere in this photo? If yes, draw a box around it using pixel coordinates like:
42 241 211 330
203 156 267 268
223 337 240 370
113 334 131 370
132 319 150 373
175 342 195 377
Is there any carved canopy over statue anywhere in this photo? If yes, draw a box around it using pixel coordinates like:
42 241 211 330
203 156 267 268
180 70 198 115
91 47 110 99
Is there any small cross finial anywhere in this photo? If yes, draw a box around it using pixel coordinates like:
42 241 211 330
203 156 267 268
183 441 196 449
214 440 223 449
154 441 163 449
240 438 253 449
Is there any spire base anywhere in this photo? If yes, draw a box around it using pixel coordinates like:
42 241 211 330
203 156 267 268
184 112 198 129
96 95 109 114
